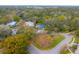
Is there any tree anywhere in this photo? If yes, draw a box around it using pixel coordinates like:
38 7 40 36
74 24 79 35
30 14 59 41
2 34 30 54
0 16 11 24
17 26 35 40
75 29 79 37
0 25 12 38
16 20 35 40
57 15 66 21
13 16 21 22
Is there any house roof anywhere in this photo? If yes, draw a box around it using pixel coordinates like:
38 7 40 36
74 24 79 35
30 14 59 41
7 21 16 26
25 21 34 26
36 24 45 28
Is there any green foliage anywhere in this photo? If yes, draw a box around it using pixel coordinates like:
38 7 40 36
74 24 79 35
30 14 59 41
2 34 30 54
13 16 21 22
75 30 79 37
74 36 79 43
51 35 64 48
63 25 70 32
0 25 12 38
17 26 35 40
37 19 45 24
45 16 50 19
58 15 66 21
60 45 70 54
0 7 79 33
0 16 11 24
1 7 79 54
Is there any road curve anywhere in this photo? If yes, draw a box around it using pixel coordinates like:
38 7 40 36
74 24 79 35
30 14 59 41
28 33 73 54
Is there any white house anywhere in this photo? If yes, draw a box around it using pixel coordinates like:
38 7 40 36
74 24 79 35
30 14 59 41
6 21 16 26
25 21 34 27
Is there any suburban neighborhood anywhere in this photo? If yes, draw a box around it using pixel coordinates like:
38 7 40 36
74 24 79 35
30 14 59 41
0 6 79 54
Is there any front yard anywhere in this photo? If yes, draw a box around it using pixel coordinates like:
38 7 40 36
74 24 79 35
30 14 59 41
60 44 71 54
33 33 65 50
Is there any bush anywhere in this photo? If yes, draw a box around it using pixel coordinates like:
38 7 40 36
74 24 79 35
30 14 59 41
2 34 30 54
75 30 79 37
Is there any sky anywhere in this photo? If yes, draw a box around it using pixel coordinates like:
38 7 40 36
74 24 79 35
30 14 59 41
0 0 79 5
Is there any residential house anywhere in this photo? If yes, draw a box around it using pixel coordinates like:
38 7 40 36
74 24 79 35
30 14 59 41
36 24 45 29
25 21 34 27
36 24 46 33
6 21 16 27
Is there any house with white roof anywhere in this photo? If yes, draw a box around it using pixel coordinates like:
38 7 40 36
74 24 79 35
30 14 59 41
6 21 16 27
25 21 34 27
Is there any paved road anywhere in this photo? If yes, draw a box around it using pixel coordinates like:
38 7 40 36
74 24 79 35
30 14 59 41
28 33 73 54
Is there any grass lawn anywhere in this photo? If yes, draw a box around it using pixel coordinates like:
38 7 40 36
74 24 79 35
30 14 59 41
74 36 79 43
50 35 64 49
60 48 70 54
59 44 71 54
33 34 65 50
